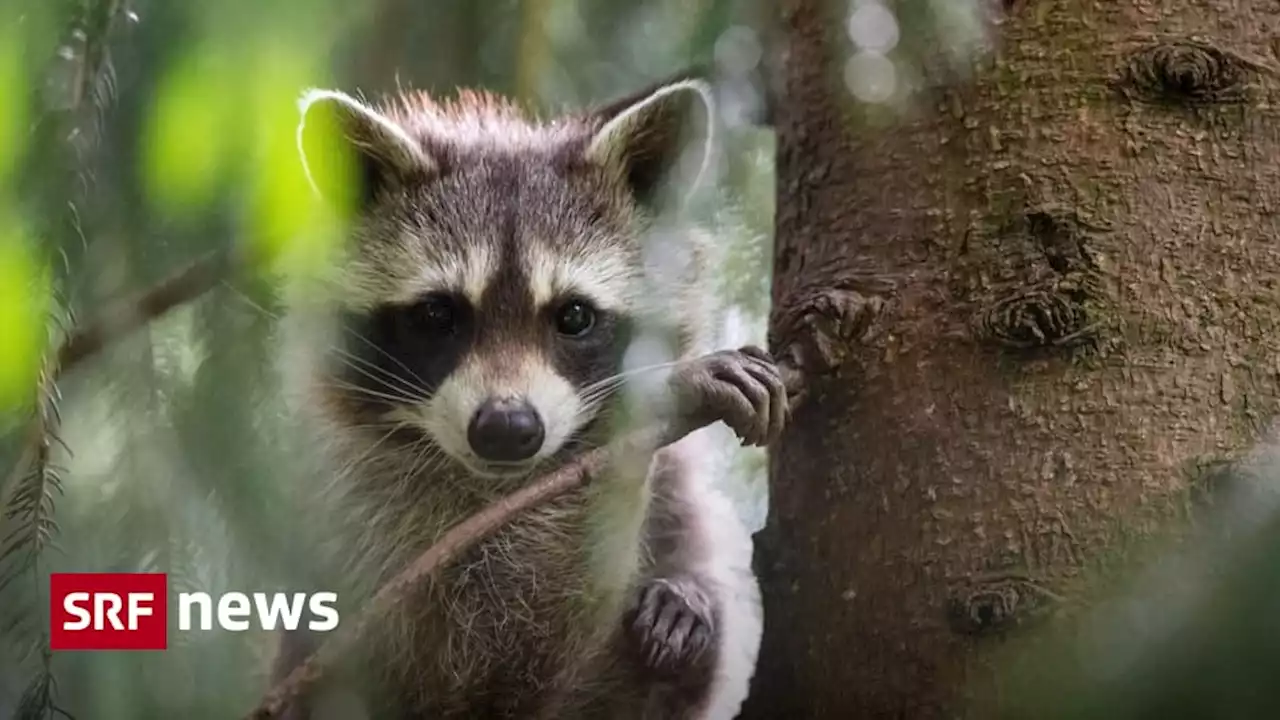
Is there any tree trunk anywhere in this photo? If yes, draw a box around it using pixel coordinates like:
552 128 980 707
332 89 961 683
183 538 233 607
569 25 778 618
747 0 1280 716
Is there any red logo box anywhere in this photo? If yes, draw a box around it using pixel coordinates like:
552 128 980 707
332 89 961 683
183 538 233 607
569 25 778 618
49 573 168 651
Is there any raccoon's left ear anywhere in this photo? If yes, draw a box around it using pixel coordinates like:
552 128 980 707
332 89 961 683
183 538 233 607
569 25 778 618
585 77 714 208
296 88 433 211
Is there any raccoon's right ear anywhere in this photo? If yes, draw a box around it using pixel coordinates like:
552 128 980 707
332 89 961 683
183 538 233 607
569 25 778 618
584 76 714 210
296 89 432 210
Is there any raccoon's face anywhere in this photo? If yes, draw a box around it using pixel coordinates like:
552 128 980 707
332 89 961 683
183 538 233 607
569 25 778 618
295 79 711 478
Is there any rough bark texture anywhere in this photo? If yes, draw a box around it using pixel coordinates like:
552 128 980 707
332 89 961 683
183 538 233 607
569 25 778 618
747 0 1280 717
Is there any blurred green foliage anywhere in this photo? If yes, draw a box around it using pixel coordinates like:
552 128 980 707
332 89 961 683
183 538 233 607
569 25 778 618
0 234 49 413
0 22 30 186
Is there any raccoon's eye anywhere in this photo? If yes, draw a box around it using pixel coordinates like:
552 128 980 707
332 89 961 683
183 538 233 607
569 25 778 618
411 293 459 335
554 298 596 337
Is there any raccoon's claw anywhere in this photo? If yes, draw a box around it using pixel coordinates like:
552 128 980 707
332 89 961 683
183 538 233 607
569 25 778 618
669 345 789 446
625 577 715 678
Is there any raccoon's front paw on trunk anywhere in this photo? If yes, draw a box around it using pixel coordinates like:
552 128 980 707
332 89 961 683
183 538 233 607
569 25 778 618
624 577 716 679
667 346 788 446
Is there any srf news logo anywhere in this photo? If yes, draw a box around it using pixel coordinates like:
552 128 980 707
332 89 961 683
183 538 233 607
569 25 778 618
49 573 339 651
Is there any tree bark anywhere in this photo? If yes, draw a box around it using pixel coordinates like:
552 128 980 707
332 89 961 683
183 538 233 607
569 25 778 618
747 0 1280 716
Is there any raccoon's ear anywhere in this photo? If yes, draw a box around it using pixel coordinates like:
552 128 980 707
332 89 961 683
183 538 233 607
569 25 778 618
296 89 432 210
585 77 714 208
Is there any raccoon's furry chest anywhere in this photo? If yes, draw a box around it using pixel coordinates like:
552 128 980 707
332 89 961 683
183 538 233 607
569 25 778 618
345 478 651 718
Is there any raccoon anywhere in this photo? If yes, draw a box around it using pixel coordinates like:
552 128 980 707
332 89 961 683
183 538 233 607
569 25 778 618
272 75 787 719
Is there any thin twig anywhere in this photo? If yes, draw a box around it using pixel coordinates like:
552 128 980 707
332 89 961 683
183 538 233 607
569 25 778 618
57 250 230 371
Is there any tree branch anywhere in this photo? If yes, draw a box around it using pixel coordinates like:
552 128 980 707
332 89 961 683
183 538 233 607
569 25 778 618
57 250 230 371
4 250 230 508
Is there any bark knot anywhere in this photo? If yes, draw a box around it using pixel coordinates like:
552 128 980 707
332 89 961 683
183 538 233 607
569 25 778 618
946 572 1061 637
1122 40 1265 105
970 207 1109 353
977 285 1095 350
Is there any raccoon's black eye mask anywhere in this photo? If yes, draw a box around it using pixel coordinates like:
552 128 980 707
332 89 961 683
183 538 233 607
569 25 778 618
334 291 633 413
403 292 466 337
334 294 475 409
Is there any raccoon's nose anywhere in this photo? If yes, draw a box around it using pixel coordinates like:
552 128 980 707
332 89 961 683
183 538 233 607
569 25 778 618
467 398 545 462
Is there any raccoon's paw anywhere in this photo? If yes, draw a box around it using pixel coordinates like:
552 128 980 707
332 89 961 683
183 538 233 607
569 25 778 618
625 577 716 678
668 346 788 446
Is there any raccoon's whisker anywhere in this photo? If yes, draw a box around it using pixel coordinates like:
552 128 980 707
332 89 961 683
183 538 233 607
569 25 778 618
542 406 605 465
329 346 430 400
338 328 434 393
399 436 447 487
576 372 651 407
336 419 414 482
577 378 626 402
577 384 625 409
337 420 409 432
327 360 425 404
411 445 446 480
563 384 616 424
323 379 423 407
577 359 683 397
574 357 695 428
419 454 457 492
330 343 428 396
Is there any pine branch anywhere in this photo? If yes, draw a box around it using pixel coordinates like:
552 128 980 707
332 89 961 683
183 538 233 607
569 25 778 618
15 651 76 720
2 339 71 720
0 362 64 581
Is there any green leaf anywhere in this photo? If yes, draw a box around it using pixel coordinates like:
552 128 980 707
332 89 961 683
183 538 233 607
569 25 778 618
243 42 344 284
0 230 50 412
0 19 28 188
142 47 241 214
